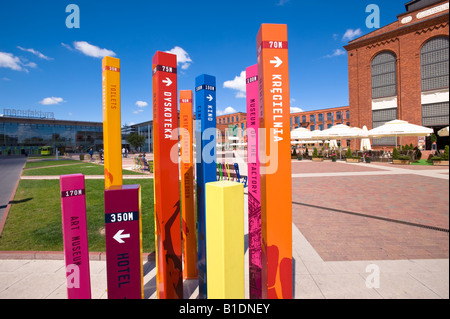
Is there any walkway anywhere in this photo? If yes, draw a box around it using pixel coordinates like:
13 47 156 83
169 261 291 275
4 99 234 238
0 156 26 234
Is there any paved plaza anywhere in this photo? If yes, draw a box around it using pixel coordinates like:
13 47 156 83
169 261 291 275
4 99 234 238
0 157 448 299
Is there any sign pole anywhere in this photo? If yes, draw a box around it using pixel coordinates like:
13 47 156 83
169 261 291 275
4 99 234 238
195 74 217 299
152 51 183 299
206 181 245 299
246 64 262 299
180 90 198 280
102 56 123 189
60 173 91 299
257 23 293 299
104 185 143 299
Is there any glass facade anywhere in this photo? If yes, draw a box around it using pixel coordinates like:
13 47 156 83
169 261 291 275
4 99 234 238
0 118 103 154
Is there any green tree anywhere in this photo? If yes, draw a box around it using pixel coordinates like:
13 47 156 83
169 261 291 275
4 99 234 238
346 147 353 159
392 147 399 160
126 132 146 151
312 147 318 158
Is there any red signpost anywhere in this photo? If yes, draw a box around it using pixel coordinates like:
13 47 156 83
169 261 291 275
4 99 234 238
152 51 183 299
104 185 143 299
60 173 91 299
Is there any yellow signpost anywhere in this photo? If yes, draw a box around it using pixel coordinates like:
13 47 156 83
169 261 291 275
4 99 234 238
102 56 123 189
205 181 245 299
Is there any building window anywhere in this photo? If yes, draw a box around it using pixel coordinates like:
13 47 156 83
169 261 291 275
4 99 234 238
310 125 315 131
336 111 341 120
302 116 306 123
372 108 397 146
326 113 332 121
310 115 315 122
422 102 449 127
371 51 397 99
421 36 449 92
318 124 323 131
346 110 350 119
318 113 323 122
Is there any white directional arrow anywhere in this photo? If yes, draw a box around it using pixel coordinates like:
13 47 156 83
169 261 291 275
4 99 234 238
207 94 213 102
162 77 173 87
113 229 130 244
269 56 283 68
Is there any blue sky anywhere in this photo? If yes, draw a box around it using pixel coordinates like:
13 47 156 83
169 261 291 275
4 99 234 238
0 0 406 126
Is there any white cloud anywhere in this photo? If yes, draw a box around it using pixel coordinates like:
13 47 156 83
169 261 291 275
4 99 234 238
342 28 363 42
73 41 116 58
324 49 346 58
133 109 144 114
290 107 304 114
39 97 66 105
17 46 53 60
165 46 193 70
223 70 246 98
0 51 29 72
135 101 148 108
61 42 73 51
217 106 238 116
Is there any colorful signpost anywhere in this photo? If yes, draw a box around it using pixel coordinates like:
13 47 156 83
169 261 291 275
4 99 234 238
180 90 198 280
246 64 262 299
257 23 293 299
60 173 91 299
102 56 123 189
195 74 217 299
205 181 245 299
104 185 143 299
152 51 183 299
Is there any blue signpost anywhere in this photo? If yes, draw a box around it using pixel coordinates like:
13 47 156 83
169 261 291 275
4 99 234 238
195 74 217 299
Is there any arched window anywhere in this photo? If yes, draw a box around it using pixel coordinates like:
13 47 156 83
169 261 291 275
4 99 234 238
421 36 449 92
371 51 397 99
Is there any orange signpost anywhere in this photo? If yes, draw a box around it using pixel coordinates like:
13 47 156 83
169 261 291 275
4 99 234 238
179 90 197 280
102 56 123 189
257 23 293 299
152 51 183 299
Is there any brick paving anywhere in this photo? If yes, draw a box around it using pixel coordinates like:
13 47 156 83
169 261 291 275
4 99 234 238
291 161 449 262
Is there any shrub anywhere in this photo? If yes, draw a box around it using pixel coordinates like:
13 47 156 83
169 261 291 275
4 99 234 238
312 147 318 158
392 147 399 160
414 147 422 160
442 145 449 160
398 155 411 161
345 148 353 159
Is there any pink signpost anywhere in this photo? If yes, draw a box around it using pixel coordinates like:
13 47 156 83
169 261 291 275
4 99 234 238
246 64 262 299
60 173 91 299
105 185 143 299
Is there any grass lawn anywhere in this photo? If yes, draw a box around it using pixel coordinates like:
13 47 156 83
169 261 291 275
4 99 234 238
24 159 80 169
22 161 142 176
411 159 433 166
0 179 155 253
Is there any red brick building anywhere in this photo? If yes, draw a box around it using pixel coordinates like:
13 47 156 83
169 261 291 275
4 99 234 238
216 112 247 146
345 0 449 150
289 107 350 131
